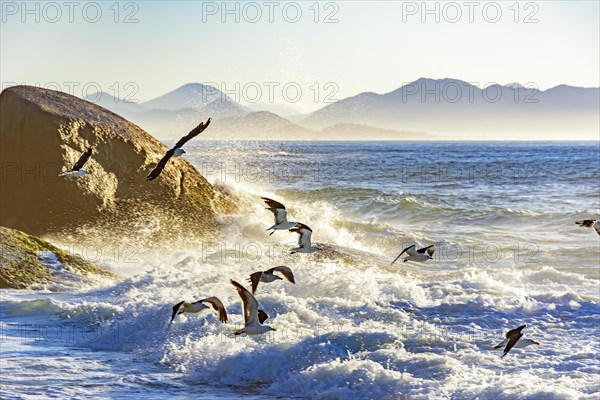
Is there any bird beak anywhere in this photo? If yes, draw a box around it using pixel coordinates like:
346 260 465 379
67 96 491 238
182 149 186 154
533 341 540 345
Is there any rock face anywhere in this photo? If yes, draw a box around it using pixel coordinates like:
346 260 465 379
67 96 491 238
0 226 115 289
0 86 235 243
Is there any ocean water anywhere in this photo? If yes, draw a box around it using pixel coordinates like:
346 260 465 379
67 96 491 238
1 141 599 400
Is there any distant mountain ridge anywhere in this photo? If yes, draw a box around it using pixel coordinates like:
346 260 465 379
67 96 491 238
300 78 599 138
83 78 600 140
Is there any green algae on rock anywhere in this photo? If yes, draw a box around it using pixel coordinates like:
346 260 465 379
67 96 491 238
0 226 116 289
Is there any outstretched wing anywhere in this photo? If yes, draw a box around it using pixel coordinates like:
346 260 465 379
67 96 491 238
175 118 212 149
268 266 295 284
501 325 526 358
258 309 269 324
262 197 286 210
146 149 175 181
575 219 596 228
200 297 228 323
262 197 288 225
170 301 185 324
71 147 93 171
391 245 415 265
492 340 506 350
248 271 263 295
417 245 435 256
290 223 313 248
230 280 259 325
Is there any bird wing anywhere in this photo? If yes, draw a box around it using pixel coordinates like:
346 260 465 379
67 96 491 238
269 266 295 283
290 224 313 248
231 280 259 325
262 198 288 225
501 325 526 358
418 245 435 256
146 148 175 181
257 309 269 324
200 297 228 323
175 118 212 148
71 147 93 171
575 219 595 228
493 340 507 350
392 245 416 265
274 208 288 225
505 324 526 339
248 271 263 295
262 197 286 210
170 301 186 323
594 223 600 236
501 334 523 358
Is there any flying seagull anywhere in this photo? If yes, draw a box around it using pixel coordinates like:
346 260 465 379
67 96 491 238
494 325 538 358
248 266 295 294
261 197 297 235
289 223 320 254
170 296 227 324
391 244 435 264
146 118 211 181
59 147 93 177
230 279 276 335
575 219 600 236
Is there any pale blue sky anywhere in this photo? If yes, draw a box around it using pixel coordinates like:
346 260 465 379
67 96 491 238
1 1 598 112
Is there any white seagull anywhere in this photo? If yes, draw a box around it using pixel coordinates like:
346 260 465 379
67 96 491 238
575 219 600 236
262 197 297 235
248 266 295 294
493 324 538 358
146 118 211 181
289 223 320 254
170 297 228 324
230 279 276 335
59 147 93 177
391 244 435 264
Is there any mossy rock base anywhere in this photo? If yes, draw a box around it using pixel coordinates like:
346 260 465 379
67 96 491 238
0 226 116 289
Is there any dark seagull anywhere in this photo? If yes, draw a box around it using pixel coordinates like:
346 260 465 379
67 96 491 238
494 324 539 358
247 266 295 294
575 219 600 236
59 147 93 177
261 197 297 235
289 223 320 254
170 296 227 325
146 118 211 181
391 244 435 264
230 279 276 335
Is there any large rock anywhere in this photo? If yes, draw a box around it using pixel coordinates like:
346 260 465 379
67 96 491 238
0 86 235 244
0 226 115 289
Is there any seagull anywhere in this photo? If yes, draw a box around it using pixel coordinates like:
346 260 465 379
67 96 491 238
289 223 320 254
170 297 227 324
248 266 295 294
575 219 600 236
494 325 538 358
230 279 276 335
59 147 93 177
146 118 211 181
262 197 297 235
391 244 435 264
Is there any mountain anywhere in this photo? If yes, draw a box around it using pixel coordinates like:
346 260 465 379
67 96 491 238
210 111 314 140
141 83 246 114
301 78 600 138
82 79 599 140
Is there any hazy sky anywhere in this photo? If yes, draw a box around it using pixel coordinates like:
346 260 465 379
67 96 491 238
1 1 599 113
